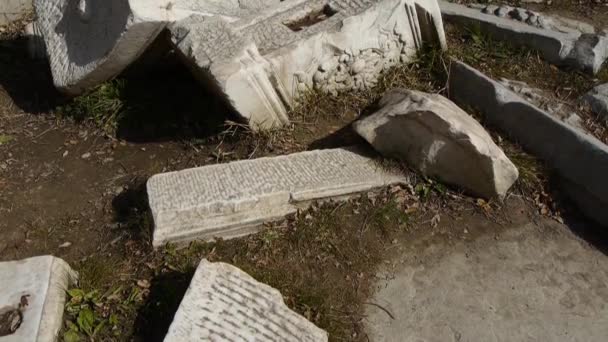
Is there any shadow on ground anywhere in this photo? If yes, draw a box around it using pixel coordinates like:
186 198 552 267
133 269 194 341
0 36 63 113
112 178 154 243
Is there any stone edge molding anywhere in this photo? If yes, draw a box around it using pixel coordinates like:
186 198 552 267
164 259 328 341
449 60 608 226
147 147 408 248
0 255 77 342
439 1 608 75
170 0 447 129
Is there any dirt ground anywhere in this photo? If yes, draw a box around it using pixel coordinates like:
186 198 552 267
1 2 608 341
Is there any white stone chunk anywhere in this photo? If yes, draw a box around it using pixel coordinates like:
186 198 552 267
170 0 446 129
354 89 519 199
147 147 407 247
0 256 77 342
164 259 328 341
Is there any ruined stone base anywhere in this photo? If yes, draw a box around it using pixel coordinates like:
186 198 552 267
164 259 328 341
169 0 446 128
0 256 77 342
147 147 408 247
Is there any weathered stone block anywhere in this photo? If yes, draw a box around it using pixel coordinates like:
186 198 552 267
164 259 328 341
449 60 608 227
354 89 518 199
439 1 608 74
147 147 407 247
0 256 77 342
170 0 446 128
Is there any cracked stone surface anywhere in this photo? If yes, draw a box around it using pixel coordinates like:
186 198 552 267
0 256 77 342
147 147 408 247
164 259 328 341
365 220 608 341
439 1 608 74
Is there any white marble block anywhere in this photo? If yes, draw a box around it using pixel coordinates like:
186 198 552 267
164 259 328 341
170 0 446 128
0 256 77 342
147 147 407 247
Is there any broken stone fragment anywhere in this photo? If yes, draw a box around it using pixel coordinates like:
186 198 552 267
0 255 77 342
582 83 608 121
353 89 519 199
164 259 328 341
439 1 608 74
169 0 446 128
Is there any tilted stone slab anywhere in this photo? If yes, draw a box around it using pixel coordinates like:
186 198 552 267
0 256 77 342
164 259 328 341
170 0 446 128
147 147 407 247
449 60 608 227
439 1 608 74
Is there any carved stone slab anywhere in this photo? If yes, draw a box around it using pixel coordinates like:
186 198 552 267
170 0 446 129
439 1 608 75
164 259 328 341
0 256 77 342
147 147 408 247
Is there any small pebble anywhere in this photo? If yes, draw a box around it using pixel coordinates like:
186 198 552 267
59 242 72 248
81 152 91 159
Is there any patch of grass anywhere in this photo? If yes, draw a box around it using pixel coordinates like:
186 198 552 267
58 80 127 132
64 191 417 341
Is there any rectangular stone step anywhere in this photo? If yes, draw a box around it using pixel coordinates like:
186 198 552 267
164 259 328 341
147 147 408 247
0 256 77 342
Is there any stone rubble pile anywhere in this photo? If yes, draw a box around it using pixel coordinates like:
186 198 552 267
439 1 608 74
33 0 446 129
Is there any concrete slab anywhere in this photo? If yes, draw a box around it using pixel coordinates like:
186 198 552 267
170 0 447 129
164 259 328 341
0 256 77 342
365 221 608 341
147 147 408 247
449 60 608 227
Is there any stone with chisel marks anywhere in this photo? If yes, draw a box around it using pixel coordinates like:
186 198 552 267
147 147 407 247
164 259 328 341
